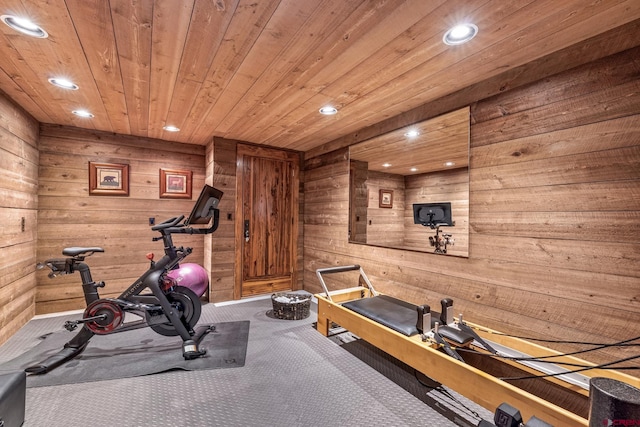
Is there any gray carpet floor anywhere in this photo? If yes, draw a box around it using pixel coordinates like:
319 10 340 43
0 295 491 427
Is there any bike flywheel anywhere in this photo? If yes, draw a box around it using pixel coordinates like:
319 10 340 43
148 286 202 337
83 299 125 334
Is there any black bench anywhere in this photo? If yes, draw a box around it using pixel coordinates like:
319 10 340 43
342 295 474 345
0 371 26 427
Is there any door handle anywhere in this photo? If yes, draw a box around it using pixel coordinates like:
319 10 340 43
244 220 250 242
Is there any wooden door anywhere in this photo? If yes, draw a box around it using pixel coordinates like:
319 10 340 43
235 144 300 298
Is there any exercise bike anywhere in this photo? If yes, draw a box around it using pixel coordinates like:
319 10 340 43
27 185 224 375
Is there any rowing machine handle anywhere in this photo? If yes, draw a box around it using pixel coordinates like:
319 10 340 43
315 265 369 303
440 298 454 325
315 265 361 275
416 304 431 334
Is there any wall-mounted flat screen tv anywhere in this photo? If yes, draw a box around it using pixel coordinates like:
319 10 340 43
413 202 453 228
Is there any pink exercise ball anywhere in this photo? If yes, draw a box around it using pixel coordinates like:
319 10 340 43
167 263 209 297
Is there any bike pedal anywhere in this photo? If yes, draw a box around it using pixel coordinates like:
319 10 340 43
63 321 78 332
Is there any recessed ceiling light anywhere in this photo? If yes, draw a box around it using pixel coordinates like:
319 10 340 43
163 125 180 132
1 15 48 38
319 106 338 115
443 23 478 45
404 130 420 137
410 167 418 172
48 77 79 90
72 110 94 118
382 163 392 168
444 161 456 167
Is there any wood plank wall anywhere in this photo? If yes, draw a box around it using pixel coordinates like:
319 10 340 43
0 91 39 346
205 137 238 302
363 170 404 247
37 125 206 314
303 46 640 374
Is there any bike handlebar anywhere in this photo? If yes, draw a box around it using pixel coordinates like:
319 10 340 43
151 215 185 231
151 210 220 239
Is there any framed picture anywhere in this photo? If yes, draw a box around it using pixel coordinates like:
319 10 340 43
89 162 129 196
379 189 393 208
160 168 192 199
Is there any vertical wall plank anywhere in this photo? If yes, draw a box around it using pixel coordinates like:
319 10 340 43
206 137 238 302
0 90 39 345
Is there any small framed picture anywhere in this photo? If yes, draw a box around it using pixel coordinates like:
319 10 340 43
89 162 129 196
379 189 393 208
160 168 192 199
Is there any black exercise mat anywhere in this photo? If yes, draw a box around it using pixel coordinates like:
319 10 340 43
0 321 250 388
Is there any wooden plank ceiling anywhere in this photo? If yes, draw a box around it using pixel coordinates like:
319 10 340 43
1 0 639 153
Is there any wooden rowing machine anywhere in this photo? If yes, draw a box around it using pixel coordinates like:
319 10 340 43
314 265 640 427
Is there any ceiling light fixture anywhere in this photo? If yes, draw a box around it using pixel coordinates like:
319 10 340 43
72 110 94 118
48 77 79 90
404 130 420 137
382 163 392 168
319 106 338 115
1 15 48 38
444 161 456 167
410 167 418 172
163 125 180 132
443 23 478 45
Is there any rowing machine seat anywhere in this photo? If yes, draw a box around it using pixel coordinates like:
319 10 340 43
342 295 475 346
343 295 420 336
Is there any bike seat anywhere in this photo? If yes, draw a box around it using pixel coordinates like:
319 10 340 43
62 247 105 257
